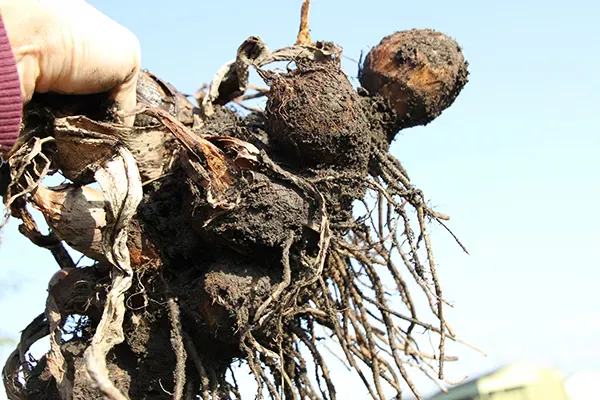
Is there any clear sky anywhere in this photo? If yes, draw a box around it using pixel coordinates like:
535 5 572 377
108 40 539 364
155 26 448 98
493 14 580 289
1 0 599 398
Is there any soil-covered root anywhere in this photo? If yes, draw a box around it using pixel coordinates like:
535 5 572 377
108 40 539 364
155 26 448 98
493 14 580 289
360 29 469 133
189 170 315 253
4 265 236 400
175 254 280 345
19 317 188 400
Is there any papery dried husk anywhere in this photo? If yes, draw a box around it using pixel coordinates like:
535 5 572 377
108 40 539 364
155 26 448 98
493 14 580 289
53 116 171 183
31 184 108 264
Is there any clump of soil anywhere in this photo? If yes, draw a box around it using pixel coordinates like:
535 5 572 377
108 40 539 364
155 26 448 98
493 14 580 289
24 339 133 400
189 171 314 254
21 272 179 400
358 88 401 151
137 173 205 267
177 255 279 344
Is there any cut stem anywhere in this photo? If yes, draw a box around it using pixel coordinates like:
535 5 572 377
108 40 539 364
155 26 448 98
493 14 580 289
296 0 311 45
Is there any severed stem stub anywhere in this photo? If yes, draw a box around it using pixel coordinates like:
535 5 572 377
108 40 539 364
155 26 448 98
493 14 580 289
296 0 312 46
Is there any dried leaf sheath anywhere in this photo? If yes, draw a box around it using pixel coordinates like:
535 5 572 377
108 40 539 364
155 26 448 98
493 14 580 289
137 106 235 196
31 184 107 263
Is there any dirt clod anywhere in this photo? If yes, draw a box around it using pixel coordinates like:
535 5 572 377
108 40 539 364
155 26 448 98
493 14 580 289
191 171 313 253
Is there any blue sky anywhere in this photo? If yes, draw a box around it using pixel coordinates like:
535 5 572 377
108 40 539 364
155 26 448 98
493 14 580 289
1 0 599 398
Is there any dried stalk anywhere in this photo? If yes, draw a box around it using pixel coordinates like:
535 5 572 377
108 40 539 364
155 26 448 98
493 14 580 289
45 288 73 400
83 146 142 400
296 0 311 46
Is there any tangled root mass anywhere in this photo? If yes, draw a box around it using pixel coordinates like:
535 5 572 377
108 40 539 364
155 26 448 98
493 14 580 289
2 30 471 400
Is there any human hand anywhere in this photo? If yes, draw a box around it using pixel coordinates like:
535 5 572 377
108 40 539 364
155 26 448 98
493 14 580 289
0 0 141 123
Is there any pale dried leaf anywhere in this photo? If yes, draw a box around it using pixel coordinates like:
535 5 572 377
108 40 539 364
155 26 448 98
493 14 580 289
201 36 270 116
54 116 167 182
45 288 73 400
201 36 342 114
205 136 260 168
31 184 107 263
257 42 342 66
83 145 142 400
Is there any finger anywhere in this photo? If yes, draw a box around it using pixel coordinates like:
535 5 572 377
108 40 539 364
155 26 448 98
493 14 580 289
15 53 40 104
109 65 139 126
108 30 141 126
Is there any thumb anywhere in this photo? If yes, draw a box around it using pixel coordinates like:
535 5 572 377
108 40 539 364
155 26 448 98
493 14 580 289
15 53 40 104
109 63 140 127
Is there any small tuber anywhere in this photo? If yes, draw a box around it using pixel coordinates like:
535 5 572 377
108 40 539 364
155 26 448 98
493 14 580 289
360 29 469 130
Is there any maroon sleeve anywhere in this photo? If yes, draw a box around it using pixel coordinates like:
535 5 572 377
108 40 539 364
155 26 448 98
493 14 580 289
0 14 22 157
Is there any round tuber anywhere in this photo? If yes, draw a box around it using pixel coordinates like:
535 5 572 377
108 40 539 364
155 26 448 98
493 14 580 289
360 29 469 130
265 60 371 171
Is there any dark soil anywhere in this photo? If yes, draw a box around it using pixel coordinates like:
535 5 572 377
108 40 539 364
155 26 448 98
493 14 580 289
25 321 181 399
358 88 401 149
176 254 279 345
189 171 314 254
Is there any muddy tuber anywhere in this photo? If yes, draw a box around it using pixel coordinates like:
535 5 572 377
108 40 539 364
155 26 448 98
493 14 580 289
360 29 469 132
